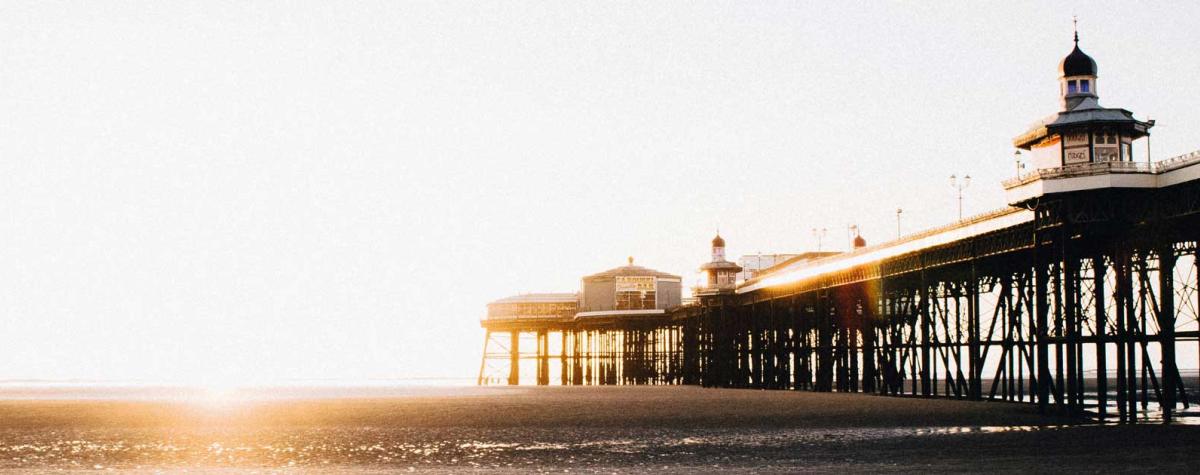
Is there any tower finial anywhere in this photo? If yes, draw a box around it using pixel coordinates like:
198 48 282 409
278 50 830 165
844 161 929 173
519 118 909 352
1073 16 1079 44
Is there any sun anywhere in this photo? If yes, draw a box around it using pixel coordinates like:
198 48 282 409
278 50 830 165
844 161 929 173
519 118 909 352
202 384 240 401
185 374 253 407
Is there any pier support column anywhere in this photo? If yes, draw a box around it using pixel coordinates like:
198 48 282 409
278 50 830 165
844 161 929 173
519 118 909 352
1115 249 1129 421
1094 256 1108 419
861 279 878 395
1062 228 1080 414
576 331 585 386
968 259 982 401
1035 230 1051 413
1158 245 1178 421
508 331 521 386
537 330 549 386
920 272 933 397
816 290 834 392
477 330 491 386
560 331 569 386
1123 251 1138 420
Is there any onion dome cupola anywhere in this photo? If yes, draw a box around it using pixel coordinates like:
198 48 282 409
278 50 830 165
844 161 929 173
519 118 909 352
711 234 726 261
1058 29 1099 110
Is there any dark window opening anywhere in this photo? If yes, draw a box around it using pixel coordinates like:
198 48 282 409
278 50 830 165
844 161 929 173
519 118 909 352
616 290 655 310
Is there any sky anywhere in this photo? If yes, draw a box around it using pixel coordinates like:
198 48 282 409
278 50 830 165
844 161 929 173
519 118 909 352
1 1 1198 385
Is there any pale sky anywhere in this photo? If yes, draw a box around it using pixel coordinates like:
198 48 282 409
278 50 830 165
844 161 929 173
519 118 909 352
2 1 1198 384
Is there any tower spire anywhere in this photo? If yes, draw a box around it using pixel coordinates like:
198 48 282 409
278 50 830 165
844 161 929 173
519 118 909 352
1073 16 1079 45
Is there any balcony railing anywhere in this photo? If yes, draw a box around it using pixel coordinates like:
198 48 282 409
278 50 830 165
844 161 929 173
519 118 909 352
1002 150 1200 189
1156 149 1200 172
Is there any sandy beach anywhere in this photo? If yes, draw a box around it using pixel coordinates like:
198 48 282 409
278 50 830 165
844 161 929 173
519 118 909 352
0 385 1196 472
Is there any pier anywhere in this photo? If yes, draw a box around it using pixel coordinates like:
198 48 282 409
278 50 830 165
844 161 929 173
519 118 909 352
479 35 1200 422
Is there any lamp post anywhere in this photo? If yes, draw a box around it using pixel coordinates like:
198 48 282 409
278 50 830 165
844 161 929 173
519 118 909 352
1014 150 1025 179
811 227 827 251
895 208 903 238
949 174 971 221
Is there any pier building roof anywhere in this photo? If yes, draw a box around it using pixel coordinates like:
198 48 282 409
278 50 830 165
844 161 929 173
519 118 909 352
583 264 680 281
1013 99 1151 150
699 260 741 271
738 207 1033 294
489 293 578 304
485 293 579 325
749 252 843 279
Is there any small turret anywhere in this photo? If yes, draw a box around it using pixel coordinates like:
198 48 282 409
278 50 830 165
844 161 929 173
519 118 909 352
1058 28 1098 110
700 233 742 292
711 234 726 261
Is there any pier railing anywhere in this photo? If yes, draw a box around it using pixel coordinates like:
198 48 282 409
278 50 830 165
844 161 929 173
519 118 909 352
1001 150 1200 189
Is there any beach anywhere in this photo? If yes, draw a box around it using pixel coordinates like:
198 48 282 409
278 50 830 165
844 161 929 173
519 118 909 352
0 385 1197 472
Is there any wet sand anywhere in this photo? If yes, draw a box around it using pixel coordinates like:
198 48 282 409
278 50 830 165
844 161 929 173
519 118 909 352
0 385 1196 472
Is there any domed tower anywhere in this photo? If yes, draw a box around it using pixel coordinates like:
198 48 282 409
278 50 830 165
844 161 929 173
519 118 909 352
1059 29 1098 111
700 233 741 292
711 234 726 261
1012 25 1153 172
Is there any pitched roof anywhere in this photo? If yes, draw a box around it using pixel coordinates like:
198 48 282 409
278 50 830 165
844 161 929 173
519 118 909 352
583 264 680 280
1014 98 1152 148
700 260 742 271
751 251 843 279
489 293 578 305
1046 99 1144 129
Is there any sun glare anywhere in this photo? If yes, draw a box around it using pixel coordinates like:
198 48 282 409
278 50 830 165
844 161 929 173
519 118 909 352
186 375 254 407
201 384 240 402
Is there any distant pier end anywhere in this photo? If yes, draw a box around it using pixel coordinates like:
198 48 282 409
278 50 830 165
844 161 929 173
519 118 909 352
478 259 682 386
